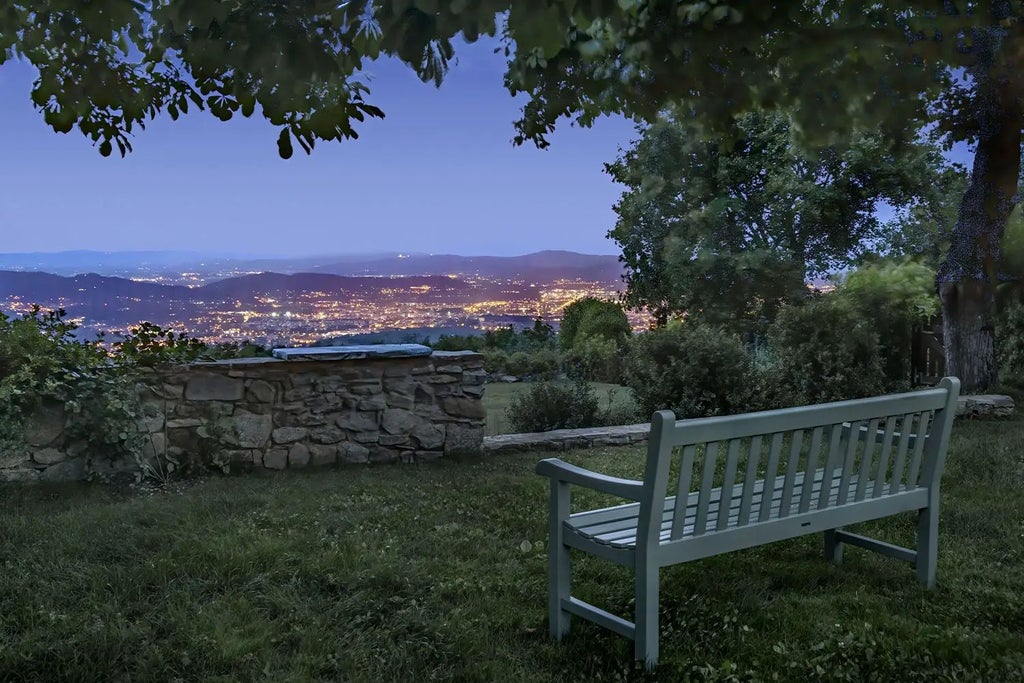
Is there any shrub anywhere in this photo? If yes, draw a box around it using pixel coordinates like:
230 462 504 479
505 351 533 377
482 348 508 374
527 347 561 380
835 258 938 389
505 379 600 432
623 321 755 419
560 297 631 350
997 301 1024 377
767 296 886 405
565 333 621 383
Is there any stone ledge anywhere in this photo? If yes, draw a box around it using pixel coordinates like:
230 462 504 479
483 423 650 455
956 394 1014 418
273 344 433 361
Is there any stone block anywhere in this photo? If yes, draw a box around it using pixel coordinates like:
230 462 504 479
309 444 339 467
39 457 88 482
462 370 488 385
310 426 344 444
358 396 387 411
0 451 29 468
444 424 484 457
166 418 203 429
351 431 379 444
382 408 417 435
32 448 67 465
379 434 411 447
427 374 460 384
369 446 400 464
142 415 165 433
167 427 200 451
0 468 40 483
288 443 311 468
337 410 379 432
157 383 185 400
184 373 244 401
410 364 436 375
440 396 487 420
386 393 415 410
246 379 276 403
225 412 274 449
411 423 445 450
272 427 309 444
436 364 463 374
463 385 485 397
283 388 314 402
262 449 288 470
26 403 66 447
339 441 370 464
383 377 416 395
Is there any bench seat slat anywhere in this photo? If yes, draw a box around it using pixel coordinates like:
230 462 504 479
569 468 919 549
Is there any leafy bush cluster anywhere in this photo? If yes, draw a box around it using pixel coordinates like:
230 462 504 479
0 309 268 480
617 259 940 420
431 300 634 383
504 379 640 433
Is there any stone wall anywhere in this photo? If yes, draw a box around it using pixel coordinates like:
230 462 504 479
0 349 486 482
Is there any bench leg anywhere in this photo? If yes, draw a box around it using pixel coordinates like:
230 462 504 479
824 528 843 565
634 563 659 668
548 481 571 639
916 505 939 589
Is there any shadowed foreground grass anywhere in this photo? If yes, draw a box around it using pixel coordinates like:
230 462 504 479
2 412 1024 681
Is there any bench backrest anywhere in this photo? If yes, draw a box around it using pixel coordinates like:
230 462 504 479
637 377 960 546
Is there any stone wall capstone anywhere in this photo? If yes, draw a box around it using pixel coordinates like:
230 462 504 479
0 348 486 482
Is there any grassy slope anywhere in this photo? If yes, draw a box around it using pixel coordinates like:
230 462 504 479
482 381 638 435
1 413 1023 682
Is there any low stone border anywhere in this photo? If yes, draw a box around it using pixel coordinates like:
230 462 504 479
956 395 1014 418
483 424 650 454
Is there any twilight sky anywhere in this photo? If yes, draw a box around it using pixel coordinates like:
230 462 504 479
0 38 637 258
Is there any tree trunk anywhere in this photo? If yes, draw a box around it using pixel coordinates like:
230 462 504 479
936 41 1023 393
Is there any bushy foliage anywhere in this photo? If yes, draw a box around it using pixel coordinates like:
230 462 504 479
835 258 938 389
767 297 887 405
565 334 621 384
430 334 484 352
623 321 755 419
0 310 267 481
560 298 631 350
527 347 560 380
997 302 1024 378
505 379 599 433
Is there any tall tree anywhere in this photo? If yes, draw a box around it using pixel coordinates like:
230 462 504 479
605 111 953 333
4 1 1023 389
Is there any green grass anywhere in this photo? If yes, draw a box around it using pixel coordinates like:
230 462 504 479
483 380 638 435
2 413 1024 682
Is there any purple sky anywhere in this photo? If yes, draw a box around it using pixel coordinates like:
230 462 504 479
0 38 637 258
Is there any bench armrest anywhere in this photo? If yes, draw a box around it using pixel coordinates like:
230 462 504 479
535 458 644 501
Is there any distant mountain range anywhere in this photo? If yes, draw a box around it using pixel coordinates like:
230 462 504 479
0 249 625 283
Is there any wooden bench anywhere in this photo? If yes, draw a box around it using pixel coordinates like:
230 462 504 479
535 377 960 667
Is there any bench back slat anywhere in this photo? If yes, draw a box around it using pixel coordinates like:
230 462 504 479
669 445 697 541
818 424 845 509
644 378 960 543
907 410 932 488
778 430 804 518
854 418 881 502
889 413 915 496
836 420 862 506
873 415 899 498
693 442 719 536
737 435 762 526
716 439 743 531
758 432 785 523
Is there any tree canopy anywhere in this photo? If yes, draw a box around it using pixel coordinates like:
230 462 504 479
606 111 957 333
6 1 1024 389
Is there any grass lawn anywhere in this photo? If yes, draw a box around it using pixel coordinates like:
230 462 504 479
482 380 638 435
2 412 1024 681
